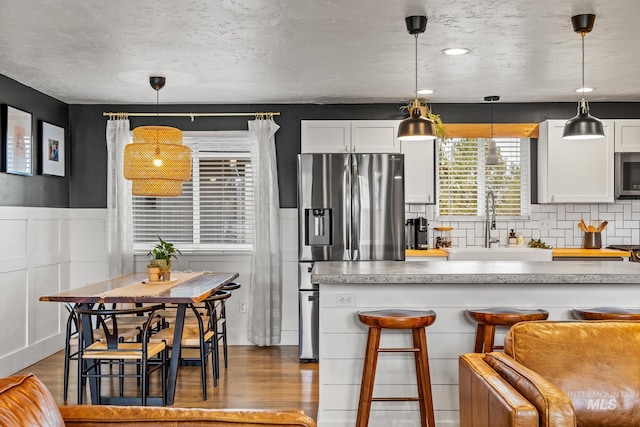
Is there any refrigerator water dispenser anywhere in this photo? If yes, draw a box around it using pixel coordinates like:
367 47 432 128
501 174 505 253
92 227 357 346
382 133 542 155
305 208 332 245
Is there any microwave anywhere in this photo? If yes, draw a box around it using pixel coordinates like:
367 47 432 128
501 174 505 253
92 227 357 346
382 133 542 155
615 152 640 199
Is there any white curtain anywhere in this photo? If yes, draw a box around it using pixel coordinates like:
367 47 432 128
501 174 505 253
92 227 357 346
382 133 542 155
106 118 134 276
247 117 282 346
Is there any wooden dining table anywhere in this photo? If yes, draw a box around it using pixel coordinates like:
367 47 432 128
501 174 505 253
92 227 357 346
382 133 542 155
40 270 239 406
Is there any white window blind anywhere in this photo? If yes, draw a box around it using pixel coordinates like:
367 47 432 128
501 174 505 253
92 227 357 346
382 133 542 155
132 132 253 252
437 138 530 218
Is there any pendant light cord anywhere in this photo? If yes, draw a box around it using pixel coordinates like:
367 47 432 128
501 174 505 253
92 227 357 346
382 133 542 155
491 100 494 140
414 33 419 100
156 89 160 125
581 32 585 98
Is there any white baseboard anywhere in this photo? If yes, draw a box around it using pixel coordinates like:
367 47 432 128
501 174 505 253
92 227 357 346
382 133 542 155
2 335 63 377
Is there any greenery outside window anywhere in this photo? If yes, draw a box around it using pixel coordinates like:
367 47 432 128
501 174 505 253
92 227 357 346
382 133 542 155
437 138 530 219
132 131 253 253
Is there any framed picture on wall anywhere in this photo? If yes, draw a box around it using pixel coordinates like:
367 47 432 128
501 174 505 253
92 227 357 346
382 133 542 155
39 121 65 177
1 105 33 176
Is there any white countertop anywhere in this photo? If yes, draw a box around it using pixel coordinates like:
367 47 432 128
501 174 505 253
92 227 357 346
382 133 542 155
311 260 640 284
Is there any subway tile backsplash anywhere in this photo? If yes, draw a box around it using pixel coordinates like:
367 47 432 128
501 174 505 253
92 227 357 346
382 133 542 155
405 200 640 248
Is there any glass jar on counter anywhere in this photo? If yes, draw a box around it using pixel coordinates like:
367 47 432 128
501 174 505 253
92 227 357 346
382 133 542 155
434 226 453 249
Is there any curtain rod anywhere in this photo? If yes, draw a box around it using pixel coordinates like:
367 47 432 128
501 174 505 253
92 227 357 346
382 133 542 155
103 111 280 120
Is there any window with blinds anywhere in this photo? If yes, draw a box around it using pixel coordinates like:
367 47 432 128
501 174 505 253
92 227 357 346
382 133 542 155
132 132 253 252
437 138 530 219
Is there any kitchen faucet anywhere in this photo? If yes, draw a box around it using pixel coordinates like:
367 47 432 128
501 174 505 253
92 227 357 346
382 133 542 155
485 190 499 248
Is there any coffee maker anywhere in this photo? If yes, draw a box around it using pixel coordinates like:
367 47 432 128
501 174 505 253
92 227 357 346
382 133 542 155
405 217 429 249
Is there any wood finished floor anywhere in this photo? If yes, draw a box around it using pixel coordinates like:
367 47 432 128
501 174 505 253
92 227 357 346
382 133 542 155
14 345 319 420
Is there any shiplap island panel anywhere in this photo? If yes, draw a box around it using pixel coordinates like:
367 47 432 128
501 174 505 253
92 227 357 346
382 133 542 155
312 260 640 427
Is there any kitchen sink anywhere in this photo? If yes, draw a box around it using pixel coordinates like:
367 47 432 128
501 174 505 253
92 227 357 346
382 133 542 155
444 247 553 261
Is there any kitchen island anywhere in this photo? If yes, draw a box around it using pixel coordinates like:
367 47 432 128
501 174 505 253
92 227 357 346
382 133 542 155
312 260 640 427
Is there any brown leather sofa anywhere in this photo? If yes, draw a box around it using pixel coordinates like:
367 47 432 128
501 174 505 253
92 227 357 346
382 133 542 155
0 373 316 426
459 321 640 427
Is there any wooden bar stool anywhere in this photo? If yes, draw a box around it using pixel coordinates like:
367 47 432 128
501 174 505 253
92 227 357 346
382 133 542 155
356 309 436 427
572 307 640 320
466 307 549 353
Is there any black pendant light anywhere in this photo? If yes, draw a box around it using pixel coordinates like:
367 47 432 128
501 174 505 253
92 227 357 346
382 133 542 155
485 96 499 165
397 15 436 141
562 14 604 140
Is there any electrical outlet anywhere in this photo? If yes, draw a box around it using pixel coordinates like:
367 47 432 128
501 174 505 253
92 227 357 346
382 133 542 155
239 302 247 313
336 294 356 307
540 219 551 230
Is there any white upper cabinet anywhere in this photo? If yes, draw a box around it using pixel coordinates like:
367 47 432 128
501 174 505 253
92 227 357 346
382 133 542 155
401 139 436 204
300 121 351 153
301 120 400 153
614 120 640 152
538 119 615 203
350 121 401 152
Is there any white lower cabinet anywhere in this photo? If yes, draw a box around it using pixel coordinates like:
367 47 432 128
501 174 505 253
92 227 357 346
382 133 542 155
537 119 615 203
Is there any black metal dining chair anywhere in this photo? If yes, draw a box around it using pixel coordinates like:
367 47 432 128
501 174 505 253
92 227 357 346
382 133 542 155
74 304 168 405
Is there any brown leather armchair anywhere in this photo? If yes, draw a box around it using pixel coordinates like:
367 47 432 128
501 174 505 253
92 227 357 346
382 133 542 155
0 373 316 427
459 321 640 427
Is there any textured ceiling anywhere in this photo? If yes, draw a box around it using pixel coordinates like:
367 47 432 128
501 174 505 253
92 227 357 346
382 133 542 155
0 0 638 105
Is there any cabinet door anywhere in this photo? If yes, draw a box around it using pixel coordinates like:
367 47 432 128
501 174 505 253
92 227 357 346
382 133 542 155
351 120 401 153
402 139 436 204
614 120 640 152
538 120 614 203
301 121 350 153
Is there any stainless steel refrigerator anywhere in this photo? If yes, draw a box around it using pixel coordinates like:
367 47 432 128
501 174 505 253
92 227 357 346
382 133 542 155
297 153 405 361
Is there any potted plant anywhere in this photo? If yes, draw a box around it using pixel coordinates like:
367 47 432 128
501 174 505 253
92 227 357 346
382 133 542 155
147 236 181 273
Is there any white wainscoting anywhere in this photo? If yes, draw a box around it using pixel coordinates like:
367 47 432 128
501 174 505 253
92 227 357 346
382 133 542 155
0 207 107 377
2 207 299 376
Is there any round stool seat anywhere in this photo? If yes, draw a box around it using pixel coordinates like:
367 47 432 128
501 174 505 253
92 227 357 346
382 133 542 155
572 307 640 321
466 307 549 326
466 307 549 353
357 309 436 329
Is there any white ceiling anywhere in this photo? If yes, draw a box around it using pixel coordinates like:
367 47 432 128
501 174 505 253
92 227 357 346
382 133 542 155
1 0 639 105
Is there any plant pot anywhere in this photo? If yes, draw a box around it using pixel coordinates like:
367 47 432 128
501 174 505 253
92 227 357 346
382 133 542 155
147 266 161 282
149 259 171 271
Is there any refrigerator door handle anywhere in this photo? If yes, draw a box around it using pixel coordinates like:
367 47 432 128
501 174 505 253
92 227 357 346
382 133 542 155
344 160 351 259
351 156 360 260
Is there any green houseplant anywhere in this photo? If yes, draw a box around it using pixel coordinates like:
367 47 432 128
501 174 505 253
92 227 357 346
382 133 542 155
147 236 181 272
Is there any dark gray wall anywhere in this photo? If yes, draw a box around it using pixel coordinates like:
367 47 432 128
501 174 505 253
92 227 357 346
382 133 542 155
4 71 640 209
0 75 69 207
70 102 640 209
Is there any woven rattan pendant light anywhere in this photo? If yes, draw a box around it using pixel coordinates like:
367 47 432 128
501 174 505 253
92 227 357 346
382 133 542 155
123 76 191 196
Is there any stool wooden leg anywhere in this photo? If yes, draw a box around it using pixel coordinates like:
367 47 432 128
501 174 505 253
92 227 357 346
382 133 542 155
356 327 381 427
412 328 435 427
474 324 486 352
483 325 496 353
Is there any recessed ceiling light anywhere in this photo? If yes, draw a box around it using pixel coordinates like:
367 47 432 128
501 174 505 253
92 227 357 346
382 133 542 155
575 87 595 93
417 89 434 95
442 48 470 56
